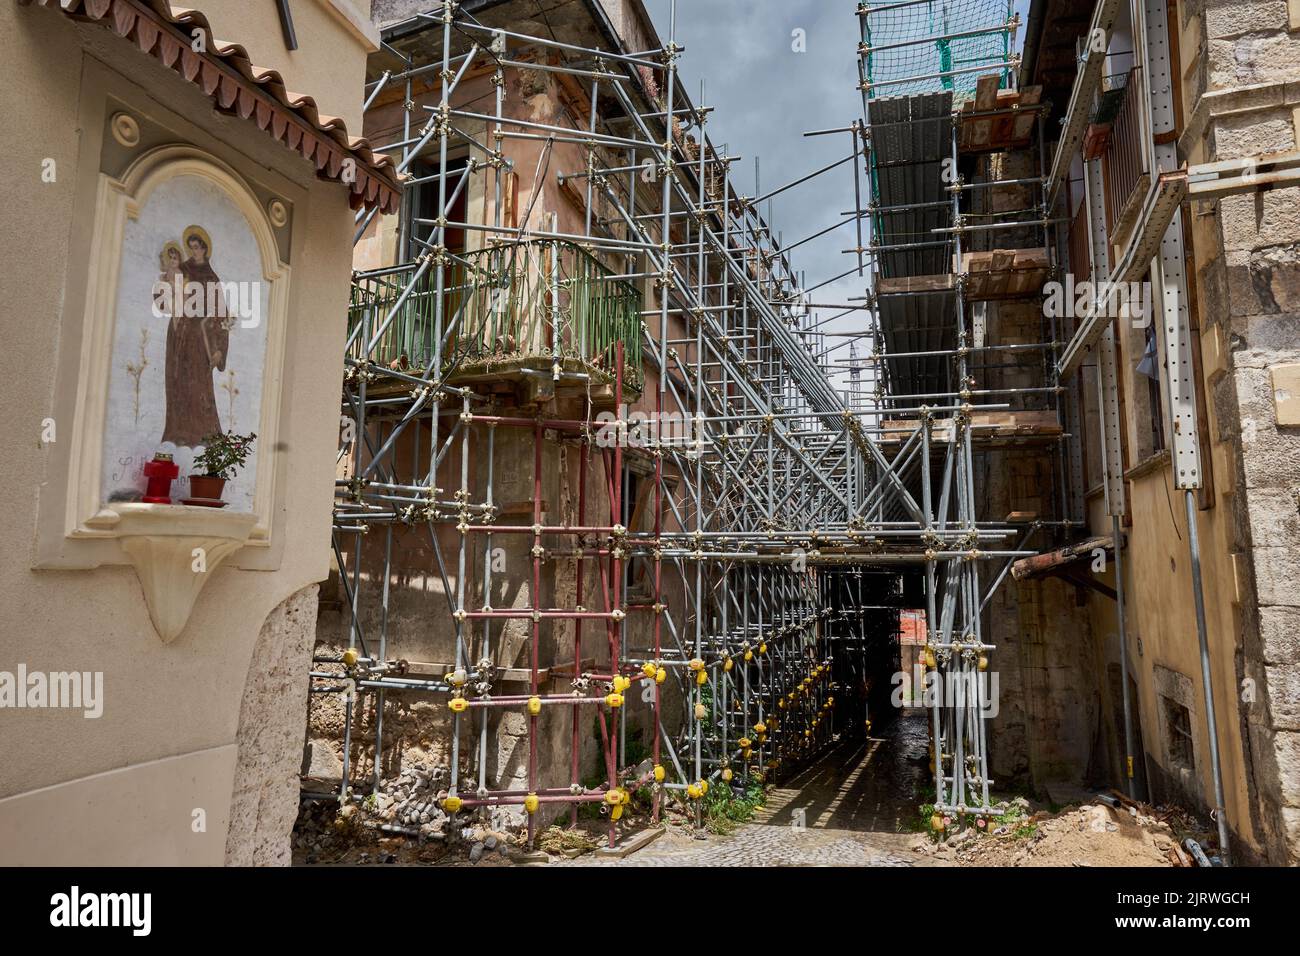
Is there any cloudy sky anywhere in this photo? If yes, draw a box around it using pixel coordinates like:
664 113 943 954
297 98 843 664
641 0 869 384
639 0 1030 393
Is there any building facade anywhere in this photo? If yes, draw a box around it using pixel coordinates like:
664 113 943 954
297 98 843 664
0 0 396 865
1027 0 1300 864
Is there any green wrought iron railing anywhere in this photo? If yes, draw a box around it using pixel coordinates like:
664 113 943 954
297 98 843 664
348 239 643 388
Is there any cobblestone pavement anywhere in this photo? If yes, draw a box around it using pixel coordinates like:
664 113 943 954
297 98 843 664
564 713 944 867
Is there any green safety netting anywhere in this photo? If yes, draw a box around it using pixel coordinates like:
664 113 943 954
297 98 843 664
861 0 1015 101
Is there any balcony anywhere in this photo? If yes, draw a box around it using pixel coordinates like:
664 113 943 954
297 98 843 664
1103 68 1148 240
1067 196 1091 283
348 239 644 396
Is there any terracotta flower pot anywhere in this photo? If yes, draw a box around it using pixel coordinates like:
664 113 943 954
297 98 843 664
188 475 227 504
1083 122 1112 161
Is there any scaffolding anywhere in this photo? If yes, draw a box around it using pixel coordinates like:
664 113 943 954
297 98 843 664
310 0 1064 851
854 0 1078 820
859 0 1019 99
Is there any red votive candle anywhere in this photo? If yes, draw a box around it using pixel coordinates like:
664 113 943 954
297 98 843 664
142 452 179 504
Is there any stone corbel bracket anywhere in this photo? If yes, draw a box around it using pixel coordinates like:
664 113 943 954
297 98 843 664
104 504 258 643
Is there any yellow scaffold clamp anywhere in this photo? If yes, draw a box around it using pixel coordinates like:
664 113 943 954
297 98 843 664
722 655 734 672
656 666 667 684
524 793 540 814
653 764 666 783
695 669 708 686
694 702 707 719
613 675 632 693
721 767 733 782
442 795 463 813
449 696 469 713
605 787 628 820
643 661 658 679
342 648 359 667
527 696 542 716
606 692 624 708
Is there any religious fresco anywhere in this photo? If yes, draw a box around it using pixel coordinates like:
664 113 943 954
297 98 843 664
100 173 270 512
157 226 231 447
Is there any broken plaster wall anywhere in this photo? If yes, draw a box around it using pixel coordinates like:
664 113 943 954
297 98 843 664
226 585 320 865
979 294 1115 796
314 0 688 835
312 393 684 832
313 424 614 829
982 446 1111 794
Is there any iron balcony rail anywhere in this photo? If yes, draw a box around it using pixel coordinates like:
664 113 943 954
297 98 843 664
1067 196 1091 283
348 239 644 388
1104 67 1146 229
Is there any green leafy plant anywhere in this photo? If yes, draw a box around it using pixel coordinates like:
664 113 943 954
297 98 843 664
993 806 1026 827
905 782 941 835
622 738 650 768
702 778 766 835
907 801 937 834
194 431 257 479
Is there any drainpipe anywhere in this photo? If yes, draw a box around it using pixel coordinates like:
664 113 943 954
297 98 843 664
1186 491 1231 863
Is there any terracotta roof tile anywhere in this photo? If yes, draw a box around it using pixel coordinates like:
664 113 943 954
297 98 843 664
20 0 402 214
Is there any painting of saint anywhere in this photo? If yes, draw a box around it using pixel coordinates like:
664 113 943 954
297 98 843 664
100 167 272 515
160 225 231 447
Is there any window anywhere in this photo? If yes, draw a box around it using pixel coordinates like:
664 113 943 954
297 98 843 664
407 157 468 260
1127 270 1166 460
1162 696 1194 770
1137 323 1166 452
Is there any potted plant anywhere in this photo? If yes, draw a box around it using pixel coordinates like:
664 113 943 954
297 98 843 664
188 431 256 506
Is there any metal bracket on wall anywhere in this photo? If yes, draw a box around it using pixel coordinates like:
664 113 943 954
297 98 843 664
1083 156 1128 517
1144 0 1201 490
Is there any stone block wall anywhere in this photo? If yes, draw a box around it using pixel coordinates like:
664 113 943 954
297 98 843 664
1184 0 1300 865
